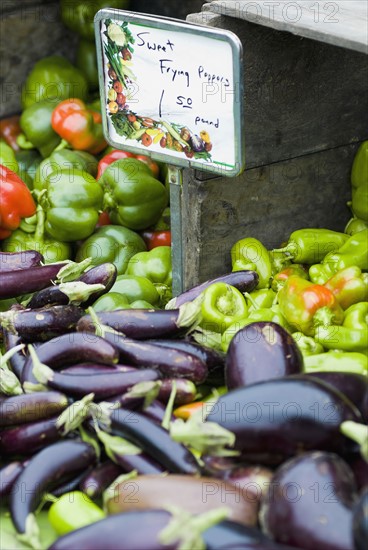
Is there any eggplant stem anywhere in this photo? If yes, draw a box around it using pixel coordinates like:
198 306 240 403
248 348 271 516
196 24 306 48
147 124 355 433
0 343 25 370
162 380 177 430
56 393 95 435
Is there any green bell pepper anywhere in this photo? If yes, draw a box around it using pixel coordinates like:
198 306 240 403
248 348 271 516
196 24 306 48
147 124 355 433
308 263 336 285
93 292 155 311
343 302 368 330
231 237 273 289
19 101 61 158
75 225 147 274
245 289 277 311
322 229 368 272
76 39 99 90
199 282 249 333
21 55 88 109
41 169 103 242
15 150 42 190
351 141 368 222
303 351 368 375
272 228 349 264
344 217 368 236
48 491 105 536
292 332 324 357
314 324 368 353
0 140 19 173
1 206 71 263
324 266 368 309
109 274 160 306
61 0 129 41
126 246 172 304
101 158 169 231
271 264 309 292
33 149 98 193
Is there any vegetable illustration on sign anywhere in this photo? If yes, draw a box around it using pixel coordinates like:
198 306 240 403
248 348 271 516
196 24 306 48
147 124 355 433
103 19 213 161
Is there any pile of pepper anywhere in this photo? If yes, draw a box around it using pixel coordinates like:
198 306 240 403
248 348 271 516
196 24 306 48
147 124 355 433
0 25 368 550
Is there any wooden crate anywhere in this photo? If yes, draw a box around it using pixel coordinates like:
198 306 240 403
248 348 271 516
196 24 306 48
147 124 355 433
177 0 368 290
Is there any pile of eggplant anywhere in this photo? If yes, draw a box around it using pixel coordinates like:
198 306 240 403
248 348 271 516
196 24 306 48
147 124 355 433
0 250 367 550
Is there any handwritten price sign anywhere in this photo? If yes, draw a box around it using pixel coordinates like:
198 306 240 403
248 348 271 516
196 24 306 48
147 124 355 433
95 10 244 176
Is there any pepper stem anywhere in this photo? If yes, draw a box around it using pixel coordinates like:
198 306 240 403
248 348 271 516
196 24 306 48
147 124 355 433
313 306 335 330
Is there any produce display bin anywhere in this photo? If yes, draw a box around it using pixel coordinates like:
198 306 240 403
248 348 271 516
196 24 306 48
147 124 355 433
176 0 368 290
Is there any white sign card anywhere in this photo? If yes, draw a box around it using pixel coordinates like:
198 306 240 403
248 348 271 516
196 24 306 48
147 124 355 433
95 10 244 176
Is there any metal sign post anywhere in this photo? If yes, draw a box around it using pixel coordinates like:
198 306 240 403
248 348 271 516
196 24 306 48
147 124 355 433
94 9 244 294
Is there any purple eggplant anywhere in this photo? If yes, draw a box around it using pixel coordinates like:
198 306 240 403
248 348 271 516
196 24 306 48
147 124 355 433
168 270 259 308
10 440 96 538
206 377 362 458
0 262 68 299
0 391 69 427
2 330 27 379
141 400 175 425
353 488 368 550
79 460 124 499
305 372 368 422
226 464 274 506
77 307 198 340
204 520 300 549
32 366 161 400
148 338 225 380
51 470 91 498
226 322 303 389
102 331 208 383
260 451 358 550
0 250 43 272
60 363 134 376
157 378 197 405
111 450 165 475
0 304 84 342
108 408 201 475
21 332 119 386
47 510 176 550
348 453 368 491
0 416 62 456
27 262 117 309
0 460 26 497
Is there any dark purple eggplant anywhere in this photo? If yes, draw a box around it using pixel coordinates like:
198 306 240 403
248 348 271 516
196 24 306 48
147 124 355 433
2 330 27 379
27 262 117 309
226 464 274 507
157 378 197 405
60 363 134 376
51 469 91 498
353 488 368 550
151 338 225 384
34 366 161 400
47 510 176 550
348 453 368 491
305 372 368 422
0 304 84 342
0 391 69 427
0 416 61 456
108 408 201 475
206 377 362 458
0 460 26 497
79 460 124 499
111 450 165 475
204 520 301 549
0 250 43 273
77 307 198 340
260 451 358 550
0 262 68 299
141 400 175 425
10 440 96 538
226 322 303 389
102 331 208 383
168 270 259 308
21 332 119 386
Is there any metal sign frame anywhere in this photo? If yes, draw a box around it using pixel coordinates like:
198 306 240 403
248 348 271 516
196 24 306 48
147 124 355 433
94 9 244 177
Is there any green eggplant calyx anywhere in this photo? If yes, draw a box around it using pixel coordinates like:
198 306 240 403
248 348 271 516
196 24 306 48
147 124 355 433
170 415 236 456
124 380 162 409
340 421 368 461
0 366 23 395
56 393 95 435
16 514 41 550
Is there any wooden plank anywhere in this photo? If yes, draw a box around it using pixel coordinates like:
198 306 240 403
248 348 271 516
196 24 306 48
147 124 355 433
181 143 357 289
186 11 368 168
202 1 368 54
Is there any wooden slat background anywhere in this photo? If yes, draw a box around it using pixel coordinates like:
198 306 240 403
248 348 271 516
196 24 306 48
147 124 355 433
201 0 368 53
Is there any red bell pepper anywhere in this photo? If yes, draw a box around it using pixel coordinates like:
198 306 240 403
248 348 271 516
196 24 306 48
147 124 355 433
0 165 37 239
141 230 171 250
0 116 22 151
51 98 106 155
324 266 368 309
278 275 344 336
97 149 160 179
